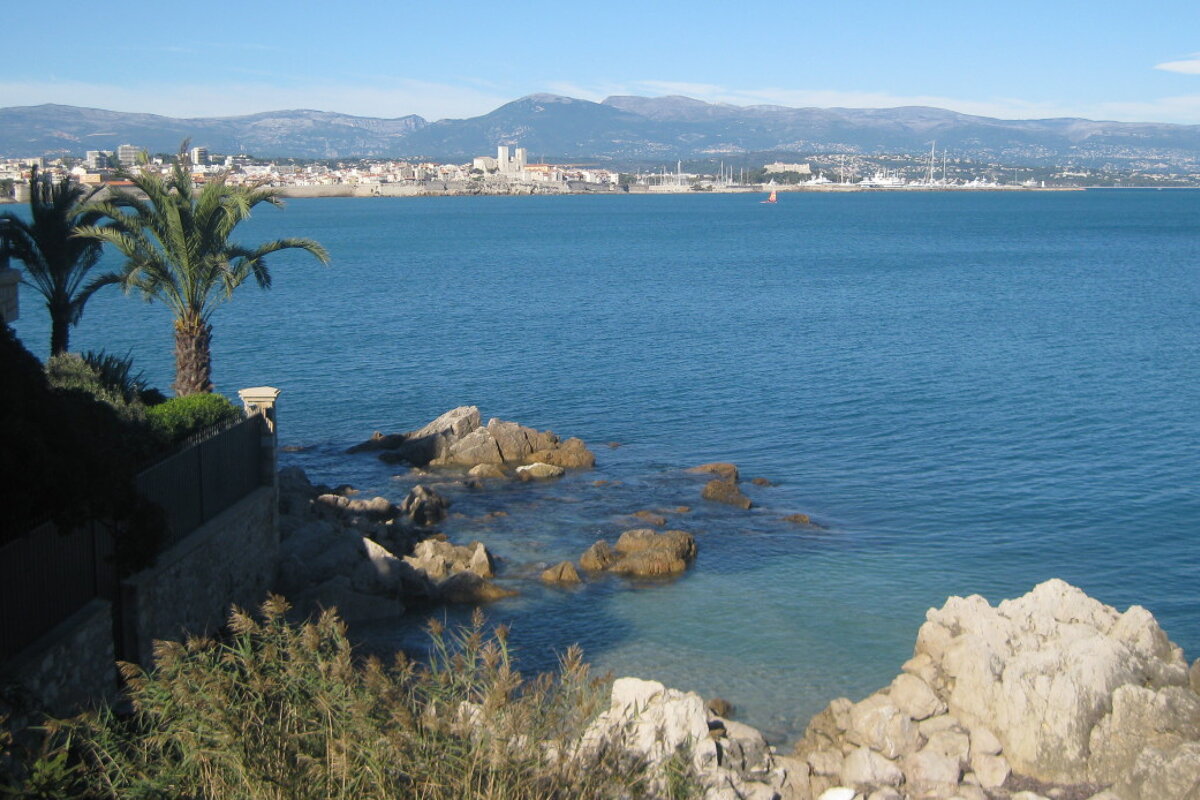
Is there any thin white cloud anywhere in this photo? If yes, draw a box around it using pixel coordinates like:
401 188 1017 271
1155 56 1200 75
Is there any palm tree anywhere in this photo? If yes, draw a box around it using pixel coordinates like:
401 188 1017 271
79 149 329 396
0 167 107 355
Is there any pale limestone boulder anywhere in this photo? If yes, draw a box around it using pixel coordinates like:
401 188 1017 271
925 727 970 764
969 751 1010 788
889 673 945 721
1088 683 1200 784
917 713 963 738
951 785 988 800
816 789 857 800
840 746 903 787
467 463 507 479
902 742 962 788
807 748 845 777
866 790 901 800
1115 740 1200 800
719 719 773 780
845 695 920 759
967 725 1002 757
916 578 1190 784
582 678 712 778
516 461 565 480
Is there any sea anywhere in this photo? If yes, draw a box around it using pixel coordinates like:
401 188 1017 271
12 189 1200 743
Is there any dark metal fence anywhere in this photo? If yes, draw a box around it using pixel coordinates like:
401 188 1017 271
2 414 266 662
135 414 264 548
0 521 116 661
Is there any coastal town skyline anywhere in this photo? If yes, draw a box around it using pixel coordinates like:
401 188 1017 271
5 0 1200 125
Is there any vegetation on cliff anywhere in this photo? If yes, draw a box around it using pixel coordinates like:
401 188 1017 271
4 601 680 799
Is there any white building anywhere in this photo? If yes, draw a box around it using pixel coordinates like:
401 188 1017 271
190 146 209 165
117 144 141 167
764 161 812 175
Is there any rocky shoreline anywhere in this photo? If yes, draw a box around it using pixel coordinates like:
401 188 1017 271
276 407 1200 800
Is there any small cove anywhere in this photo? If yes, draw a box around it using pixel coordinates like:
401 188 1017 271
13 189 1199 742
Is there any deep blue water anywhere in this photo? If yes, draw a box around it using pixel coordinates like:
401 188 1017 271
13 190 1200 741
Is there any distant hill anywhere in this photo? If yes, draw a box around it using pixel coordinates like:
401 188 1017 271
2 96 1199 168
0 105 427 159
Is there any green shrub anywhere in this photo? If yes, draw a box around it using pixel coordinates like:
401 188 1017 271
45 352 148 426
146 392 243 444
70 601 664 800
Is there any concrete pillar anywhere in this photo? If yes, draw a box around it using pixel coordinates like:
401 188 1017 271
237 386 280 487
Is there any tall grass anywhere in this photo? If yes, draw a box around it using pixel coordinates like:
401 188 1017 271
65 598 668 800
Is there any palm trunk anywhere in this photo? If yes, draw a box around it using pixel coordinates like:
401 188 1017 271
173 310 213 396
49 314 70 356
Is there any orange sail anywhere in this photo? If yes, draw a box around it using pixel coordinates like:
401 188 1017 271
761 190 778 204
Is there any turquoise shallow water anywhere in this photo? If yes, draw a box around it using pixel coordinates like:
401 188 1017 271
13 190 1200 741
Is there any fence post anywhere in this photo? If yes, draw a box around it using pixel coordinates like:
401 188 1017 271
237 387 280 490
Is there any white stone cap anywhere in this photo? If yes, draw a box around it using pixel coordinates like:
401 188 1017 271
237 386 281 404
238 387 280 431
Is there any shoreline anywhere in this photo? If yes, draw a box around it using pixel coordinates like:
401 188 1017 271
271 183 1085 199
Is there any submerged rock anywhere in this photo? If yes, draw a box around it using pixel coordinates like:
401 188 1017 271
687 461 741 482
579 529 697 578
541 561 581 585
579 540 617 572
701 478 752 509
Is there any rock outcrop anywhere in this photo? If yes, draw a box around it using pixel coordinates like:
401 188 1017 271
702 479 752 509
688 462 741 482
579 529 697 577
789 579 1200 800
276 467 513 613
349 406 596 472
582 677 805 800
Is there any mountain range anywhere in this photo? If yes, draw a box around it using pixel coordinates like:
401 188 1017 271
3 94 1199 168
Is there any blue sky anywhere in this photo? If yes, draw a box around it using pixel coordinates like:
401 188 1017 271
5 0 1200 123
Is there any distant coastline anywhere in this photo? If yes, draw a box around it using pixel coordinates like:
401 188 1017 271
271 183 1082 200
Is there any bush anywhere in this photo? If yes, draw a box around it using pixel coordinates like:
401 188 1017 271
68 602 663 800
2 323 163 562
146 392 243 444
45 352 149 426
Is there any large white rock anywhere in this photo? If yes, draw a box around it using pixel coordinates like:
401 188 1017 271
840 746 902 787
845 695 920 759
915 579 1190 784
888 673 945 721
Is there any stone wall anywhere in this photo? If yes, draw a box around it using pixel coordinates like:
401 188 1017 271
122 486 278 666
1 599 115 716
